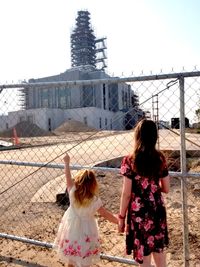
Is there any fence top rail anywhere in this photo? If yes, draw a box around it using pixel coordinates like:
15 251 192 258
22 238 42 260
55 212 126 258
1 71 200 89
0 160 200 178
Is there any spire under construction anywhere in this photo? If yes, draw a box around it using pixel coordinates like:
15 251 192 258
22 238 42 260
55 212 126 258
71 10 96 68
71 10 107 70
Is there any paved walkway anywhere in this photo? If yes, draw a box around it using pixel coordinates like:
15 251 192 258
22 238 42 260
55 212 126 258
0 129 200 166
0 129 200 205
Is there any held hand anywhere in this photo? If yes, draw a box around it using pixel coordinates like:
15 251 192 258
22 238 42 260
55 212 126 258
113 214 119 224
118 218 125 233
63 153 70 164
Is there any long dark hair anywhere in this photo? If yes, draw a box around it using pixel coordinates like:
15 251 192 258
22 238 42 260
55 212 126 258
132 119 163 178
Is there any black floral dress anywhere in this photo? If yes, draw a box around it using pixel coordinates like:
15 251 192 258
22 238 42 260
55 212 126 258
120 155 169 264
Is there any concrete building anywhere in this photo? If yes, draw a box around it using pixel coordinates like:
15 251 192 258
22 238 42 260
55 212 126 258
16 65 142 131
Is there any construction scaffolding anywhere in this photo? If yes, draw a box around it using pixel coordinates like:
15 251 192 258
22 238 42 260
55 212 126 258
71 10 96 68
71 10 107 71
95 37 107 70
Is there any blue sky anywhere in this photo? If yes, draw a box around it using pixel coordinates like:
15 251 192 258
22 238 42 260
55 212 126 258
0 0 200 82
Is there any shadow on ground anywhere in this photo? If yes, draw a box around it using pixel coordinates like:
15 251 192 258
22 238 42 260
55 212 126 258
0 255 48 267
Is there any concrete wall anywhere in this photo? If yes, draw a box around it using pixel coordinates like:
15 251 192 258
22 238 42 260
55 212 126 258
63 107 124 130
0 115 9 132
5 108 64 131
0 106 124 132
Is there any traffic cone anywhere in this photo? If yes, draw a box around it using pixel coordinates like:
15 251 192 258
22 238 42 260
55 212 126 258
13 127 19 145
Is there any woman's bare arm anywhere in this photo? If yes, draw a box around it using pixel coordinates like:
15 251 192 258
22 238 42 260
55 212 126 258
118 176 132 232
119 176 132 217
159 175 170 193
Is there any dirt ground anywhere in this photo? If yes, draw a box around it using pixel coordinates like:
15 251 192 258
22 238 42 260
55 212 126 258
0 170 200 267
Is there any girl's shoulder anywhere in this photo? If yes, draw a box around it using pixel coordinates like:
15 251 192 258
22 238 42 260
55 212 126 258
69 184 76 192
90 195 102 210
68 185 76 199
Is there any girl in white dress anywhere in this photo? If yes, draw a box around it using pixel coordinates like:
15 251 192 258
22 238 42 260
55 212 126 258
54 153 118 267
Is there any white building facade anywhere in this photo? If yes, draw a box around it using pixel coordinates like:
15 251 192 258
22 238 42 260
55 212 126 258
0 66 143 133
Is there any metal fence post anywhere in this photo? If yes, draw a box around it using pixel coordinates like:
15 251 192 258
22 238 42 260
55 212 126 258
179 76 189 267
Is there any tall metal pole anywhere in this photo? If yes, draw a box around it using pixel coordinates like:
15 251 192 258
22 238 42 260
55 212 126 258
179 76 189 267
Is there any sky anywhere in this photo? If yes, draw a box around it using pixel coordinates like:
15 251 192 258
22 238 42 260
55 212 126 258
0 0 200 83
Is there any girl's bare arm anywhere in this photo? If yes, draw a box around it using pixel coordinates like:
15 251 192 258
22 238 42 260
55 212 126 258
63 153 74 192
97 207 118 224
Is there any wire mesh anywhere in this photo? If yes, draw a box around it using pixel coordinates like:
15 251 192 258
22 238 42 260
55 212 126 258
0 70 200 266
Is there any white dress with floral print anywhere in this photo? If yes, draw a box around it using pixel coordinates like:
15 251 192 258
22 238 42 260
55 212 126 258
54 186 102 267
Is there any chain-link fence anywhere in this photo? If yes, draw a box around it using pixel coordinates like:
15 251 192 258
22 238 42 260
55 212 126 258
0 70 200 267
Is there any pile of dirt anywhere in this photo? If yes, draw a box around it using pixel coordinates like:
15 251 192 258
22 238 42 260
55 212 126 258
54 119 96 133
0 121 53 138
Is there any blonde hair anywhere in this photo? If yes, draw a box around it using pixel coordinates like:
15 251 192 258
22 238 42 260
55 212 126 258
73 169 98 207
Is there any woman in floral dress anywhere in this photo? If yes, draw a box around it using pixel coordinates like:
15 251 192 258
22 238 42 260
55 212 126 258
54 153 118 267
118 119 170 267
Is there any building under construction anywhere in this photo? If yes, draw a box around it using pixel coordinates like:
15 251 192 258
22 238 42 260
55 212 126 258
14 10 142 132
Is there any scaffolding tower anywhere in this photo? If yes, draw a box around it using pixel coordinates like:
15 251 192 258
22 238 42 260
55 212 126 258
71 10 96 68
95 37 107 70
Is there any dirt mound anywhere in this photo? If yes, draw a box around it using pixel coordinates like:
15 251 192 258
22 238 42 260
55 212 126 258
0 121 53 138
54 119 96 133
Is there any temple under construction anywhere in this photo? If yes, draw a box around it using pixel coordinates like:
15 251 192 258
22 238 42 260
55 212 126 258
14 10 142 132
